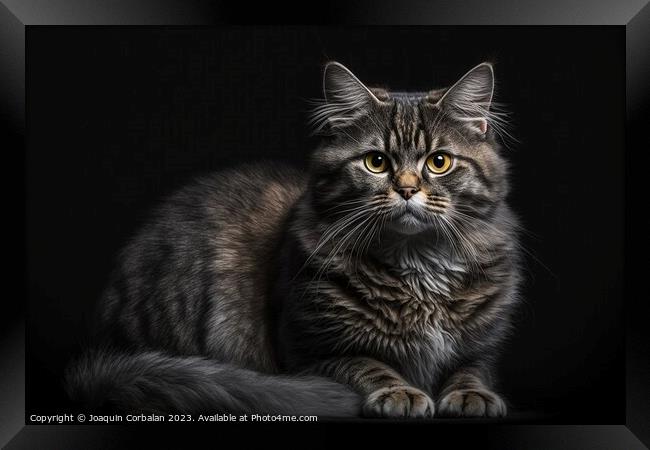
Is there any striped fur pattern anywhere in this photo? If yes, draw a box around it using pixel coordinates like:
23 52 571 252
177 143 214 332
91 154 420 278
66 62 522 419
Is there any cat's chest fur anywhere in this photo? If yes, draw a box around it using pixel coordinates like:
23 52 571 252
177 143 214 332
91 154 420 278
335 241 473 387
376 240 468 300
358 239 469 323
289 222 506 390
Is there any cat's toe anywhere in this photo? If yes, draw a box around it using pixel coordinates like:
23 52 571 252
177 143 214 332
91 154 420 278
362 386 435 418
437 388 507 418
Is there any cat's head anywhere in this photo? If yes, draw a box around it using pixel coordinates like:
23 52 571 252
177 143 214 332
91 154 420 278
309 62 511 238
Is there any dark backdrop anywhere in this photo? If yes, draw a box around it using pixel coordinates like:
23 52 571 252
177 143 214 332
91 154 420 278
26 26 625 422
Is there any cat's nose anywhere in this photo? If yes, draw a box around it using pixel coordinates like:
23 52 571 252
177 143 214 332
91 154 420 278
394 171 421 200
396 186 420 200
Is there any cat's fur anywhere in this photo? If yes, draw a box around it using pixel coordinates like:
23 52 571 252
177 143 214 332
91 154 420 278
66 62 522 418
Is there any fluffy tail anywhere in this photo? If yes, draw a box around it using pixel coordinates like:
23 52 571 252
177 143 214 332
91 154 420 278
65 349 361 417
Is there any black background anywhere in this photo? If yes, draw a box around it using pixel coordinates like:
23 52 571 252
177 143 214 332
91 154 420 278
26 26 625 422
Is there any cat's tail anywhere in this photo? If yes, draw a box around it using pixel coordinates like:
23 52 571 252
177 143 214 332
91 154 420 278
64 348 361 417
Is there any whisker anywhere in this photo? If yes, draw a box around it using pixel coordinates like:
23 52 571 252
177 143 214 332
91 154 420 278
291 207 370 281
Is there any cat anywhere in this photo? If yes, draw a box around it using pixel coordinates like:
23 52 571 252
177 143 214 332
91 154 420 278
66 61 522 419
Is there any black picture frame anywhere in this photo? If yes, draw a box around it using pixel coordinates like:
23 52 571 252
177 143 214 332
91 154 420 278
2 1 648 448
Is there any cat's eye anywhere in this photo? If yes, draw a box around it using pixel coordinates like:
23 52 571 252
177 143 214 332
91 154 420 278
426 152 453 175
364 152 389 173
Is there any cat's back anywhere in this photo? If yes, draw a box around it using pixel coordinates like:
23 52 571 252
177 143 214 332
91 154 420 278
99 162 307 371
181 162 307 260
183 162 307 283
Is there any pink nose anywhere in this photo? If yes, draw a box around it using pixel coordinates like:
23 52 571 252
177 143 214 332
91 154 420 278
396 186 419 200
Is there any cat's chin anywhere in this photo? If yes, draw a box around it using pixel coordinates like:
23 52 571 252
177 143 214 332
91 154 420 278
387 213 432 236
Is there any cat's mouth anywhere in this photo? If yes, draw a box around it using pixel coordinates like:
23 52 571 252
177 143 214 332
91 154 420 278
388 203 432 235
400 202 428 220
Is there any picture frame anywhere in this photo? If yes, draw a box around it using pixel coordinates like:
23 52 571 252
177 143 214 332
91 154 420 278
2 0 647 448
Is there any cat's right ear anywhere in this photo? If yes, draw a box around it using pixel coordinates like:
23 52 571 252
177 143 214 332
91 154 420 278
310 62 380 133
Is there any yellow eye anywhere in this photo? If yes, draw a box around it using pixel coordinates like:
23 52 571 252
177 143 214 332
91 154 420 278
364 152 389 173
426 152 453 174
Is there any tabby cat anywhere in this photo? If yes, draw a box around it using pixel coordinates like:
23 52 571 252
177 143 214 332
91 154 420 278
66 61 522 418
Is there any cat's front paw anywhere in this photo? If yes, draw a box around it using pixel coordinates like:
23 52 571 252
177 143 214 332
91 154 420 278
437 388 507 418
362 385 434 418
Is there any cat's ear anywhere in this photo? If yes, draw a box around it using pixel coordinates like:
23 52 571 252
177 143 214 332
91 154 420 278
311 62 380 133
436 62 494 135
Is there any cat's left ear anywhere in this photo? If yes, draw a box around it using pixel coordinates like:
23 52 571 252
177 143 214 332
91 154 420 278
436 62 494 135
